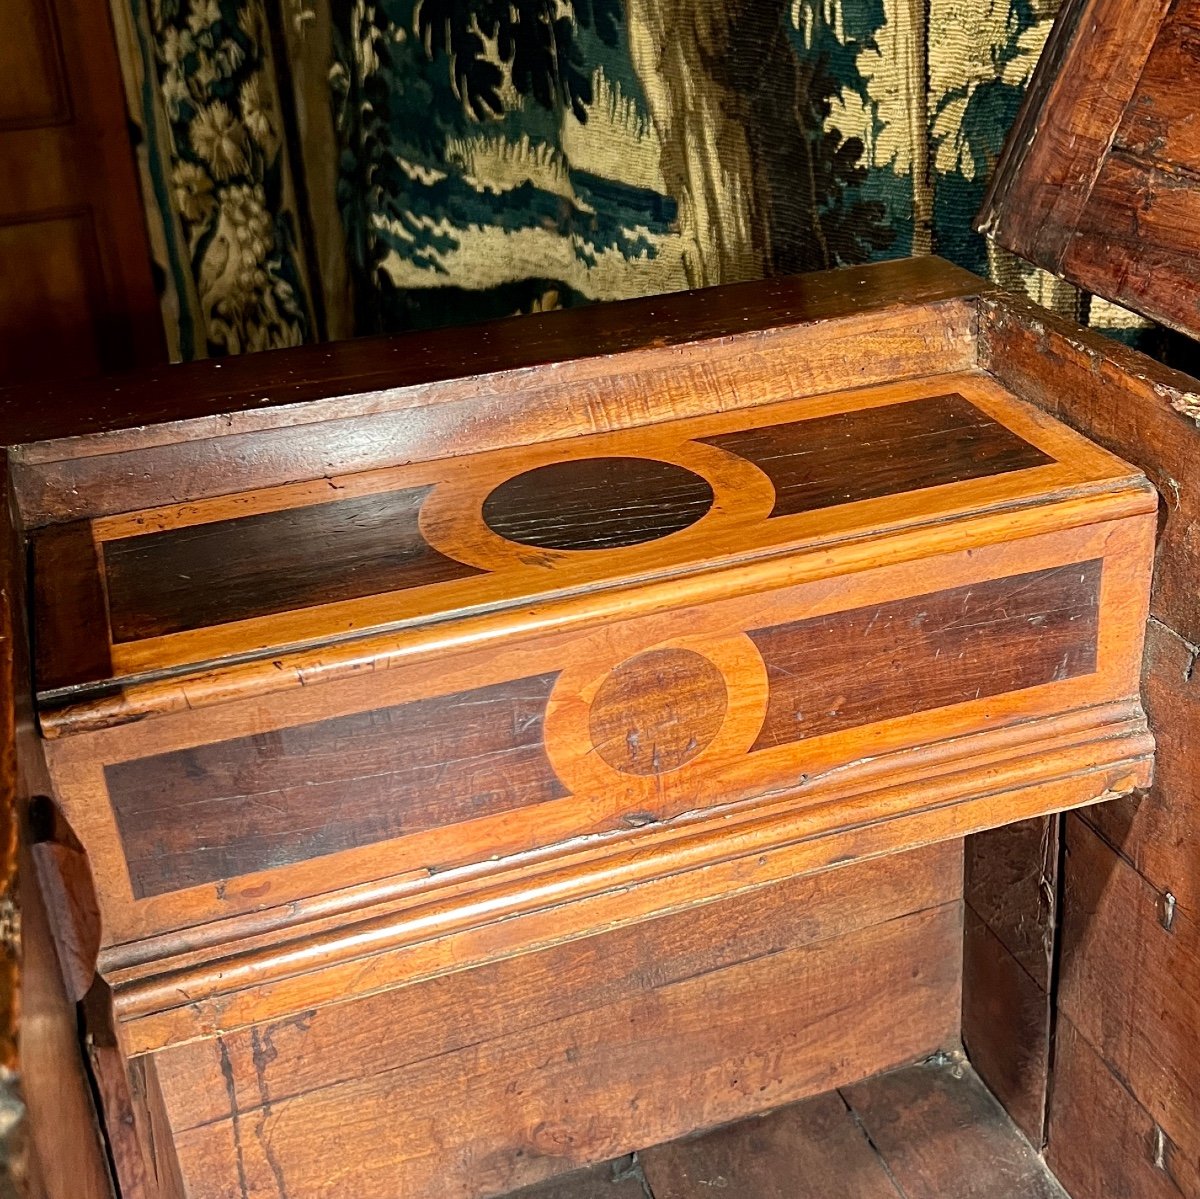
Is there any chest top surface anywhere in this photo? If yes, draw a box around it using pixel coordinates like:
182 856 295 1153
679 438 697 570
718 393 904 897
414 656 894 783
33 367 1147 735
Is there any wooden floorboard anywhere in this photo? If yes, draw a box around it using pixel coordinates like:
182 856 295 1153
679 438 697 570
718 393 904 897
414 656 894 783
504 1060 1068 1199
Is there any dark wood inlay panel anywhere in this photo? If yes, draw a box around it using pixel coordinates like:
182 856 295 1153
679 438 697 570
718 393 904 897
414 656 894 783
107 673 567 899
102 486 484 642
749 561 1102 751
702 394 1053 518
482 457 714 551
589 648 727 775
32 519 113 693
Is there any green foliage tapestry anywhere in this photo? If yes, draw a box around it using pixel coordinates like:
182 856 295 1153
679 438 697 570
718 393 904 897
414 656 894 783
110 0 1144 359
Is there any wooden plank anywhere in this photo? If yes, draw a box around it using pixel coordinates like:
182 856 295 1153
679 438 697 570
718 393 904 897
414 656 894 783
1083 617 1200 920
163 902 963 1199
965 817 1057 988
961 906 1051 1143
0 257 985 455
1115 0 1200 168
1061 152 1200 338
154 841 963 1132
979 293 1200 646
1056 816 1200 1198
640 1093 903 1199
977 0 1174 270
1047 1019 1188 1199
1 458 113 1198
843 1059 1067 1199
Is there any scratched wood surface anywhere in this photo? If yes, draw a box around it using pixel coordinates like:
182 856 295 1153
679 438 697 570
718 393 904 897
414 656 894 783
32 370 1133 711
979 0 1200 339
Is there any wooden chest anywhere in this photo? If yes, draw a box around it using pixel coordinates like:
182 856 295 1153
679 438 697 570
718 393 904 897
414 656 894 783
8 256 1165 1198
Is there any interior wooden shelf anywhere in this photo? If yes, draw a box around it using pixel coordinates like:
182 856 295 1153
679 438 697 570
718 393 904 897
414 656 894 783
506 1059 1068 1199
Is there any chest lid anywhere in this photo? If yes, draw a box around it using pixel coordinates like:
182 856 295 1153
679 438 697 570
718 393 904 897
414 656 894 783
33 369 1151 736
978 0 1200 339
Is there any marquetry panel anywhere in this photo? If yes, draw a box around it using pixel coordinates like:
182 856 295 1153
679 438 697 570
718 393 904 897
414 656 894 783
32 371 1138 710
700 394 1052 518
108 673 565 899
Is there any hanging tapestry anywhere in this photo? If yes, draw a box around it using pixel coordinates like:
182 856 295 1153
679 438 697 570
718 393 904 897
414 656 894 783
110 0 1147 358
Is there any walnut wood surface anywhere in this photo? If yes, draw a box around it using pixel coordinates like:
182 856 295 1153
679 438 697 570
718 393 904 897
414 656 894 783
961 816 1058 1142
0 259 1177 1196
1048 1020 1189 1199
978 292 1200 1197
103 484 483 642
159 890 963 1199
980 0 1200 338
701 392 1051 518
0 465 112 1197
639 1095 905 1199
1054 816 1200 1199
107 672 566 899
626 1061 1065 1199
750 562 1101 750
481 457 715 551
840 1061 1067 1199
33 371 1133 713
153 844 959 1132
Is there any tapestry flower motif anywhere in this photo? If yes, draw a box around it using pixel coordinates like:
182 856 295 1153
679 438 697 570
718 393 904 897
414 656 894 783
148 0 310 355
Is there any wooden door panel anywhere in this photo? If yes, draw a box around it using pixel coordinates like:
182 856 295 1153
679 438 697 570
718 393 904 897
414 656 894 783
0 212 105 382
0 0 162 384
0 0 69 129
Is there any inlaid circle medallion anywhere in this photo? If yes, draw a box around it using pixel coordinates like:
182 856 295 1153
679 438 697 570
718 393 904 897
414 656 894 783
481 456 714 551
588 648 728 776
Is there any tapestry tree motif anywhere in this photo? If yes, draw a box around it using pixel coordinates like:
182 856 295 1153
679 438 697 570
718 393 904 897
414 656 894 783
114 0 1138 355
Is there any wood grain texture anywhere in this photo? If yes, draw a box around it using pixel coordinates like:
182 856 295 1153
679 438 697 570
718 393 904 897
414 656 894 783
588 649 726 775
749 561 1102 751
962 906 1052 1144
842 1060 1067 1199
965 816 1058 988
107 672 566 898
102 485 483 642
482 457 714 551
979 254 1200 1199
163 901 963 1199
1 457 113 1199
1083 617 1200 920
33 368 1132 713
702 392 1052 518
980 0 1200 338
961 816 1058 1143
31 518 111 693
154 843 961 1132
1056 816 1200 1199
1 257 985 455
979 295 1200 645
1047 1019 1188 1199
